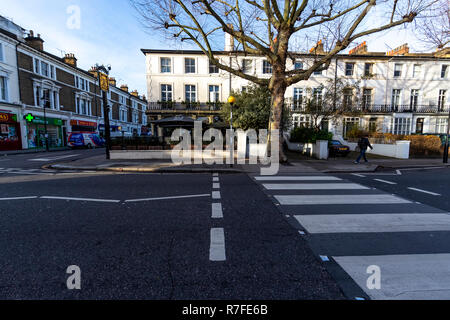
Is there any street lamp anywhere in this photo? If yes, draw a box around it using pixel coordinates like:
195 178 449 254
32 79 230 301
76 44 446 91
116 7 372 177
40 91 50 152
228 95 236 166
95 63 112 160
444 106 450 163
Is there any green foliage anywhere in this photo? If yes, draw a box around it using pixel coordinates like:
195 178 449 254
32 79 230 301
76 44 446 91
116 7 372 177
289 127 332 143
220 85 271 130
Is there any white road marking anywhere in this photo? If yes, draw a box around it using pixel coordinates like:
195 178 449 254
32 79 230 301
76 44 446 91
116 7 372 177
212 203 223 219
213 177 219 182
408 187 441 196
125 193 211 203
0 196 38 201
294 213 450 234
351 173 366 178
263 183 368 190
41 196 121 203
374 179 397 185
396 170 402 175
29 154 79 162
212 191 221 199
334 254 450 300
213 173 218 177
209 228 226 261
275 194 411 205
255 176 342 181
320 255 330 262
213 183 220 189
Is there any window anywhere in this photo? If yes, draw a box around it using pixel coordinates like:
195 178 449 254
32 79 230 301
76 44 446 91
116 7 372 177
369 118 377 132
362 88 372 109
410 89 419 110
161 58 171 73
161 84 172 102
438 89 447 111
76 97 91 115
132 111 139 124
392 118 411 135
185 58 196 73
41 61 49 77
413 64 421 78
312 88 322 105
262 60 272 74
391 89 402 110
50 66 55 79
416 118 424 134
0 43 4 62
345 63 354 76
343 88 353 108
209 62 219 74
293 88 303 109
242 59 253 73
34 58 40 74
436 118 448 134
313 68 322 75
364 63 373 76
185 85 196 102
120 108 128 122
394 64 403 77
292 115 310 128
209 85 219 102
441 65 449 78
0 76 8 102
294 61 303 70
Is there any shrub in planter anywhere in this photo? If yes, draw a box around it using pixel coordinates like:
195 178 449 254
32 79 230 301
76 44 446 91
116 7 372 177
289 127 332 143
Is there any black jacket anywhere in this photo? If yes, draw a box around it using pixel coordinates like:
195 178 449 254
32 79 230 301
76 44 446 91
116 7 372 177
358 137 373 150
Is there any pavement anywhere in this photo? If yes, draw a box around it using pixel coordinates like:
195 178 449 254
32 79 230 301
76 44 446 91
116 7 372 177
44 149 450 174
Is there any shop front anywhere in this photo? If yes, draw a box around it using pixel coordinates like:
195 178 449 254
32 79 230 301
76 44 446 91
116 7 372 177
70 120 97 133
0 112 22 151
24 113 64 149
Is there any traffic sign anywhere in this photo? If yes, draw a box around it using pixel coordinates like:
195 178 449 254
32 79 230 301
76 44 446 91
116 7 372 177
99 72 109 92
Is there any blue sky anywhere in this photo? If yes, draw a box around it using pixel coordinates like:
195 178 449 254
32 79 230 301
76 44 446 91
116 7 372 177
1 0 424 95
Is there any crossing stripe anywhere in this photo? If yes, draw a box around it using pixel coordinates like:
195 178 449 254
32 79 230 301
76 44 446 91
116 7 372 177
263 183 369 190
374 179 397 185
294 213 450 233
408 187 441 196
255 176 342 181
275 194 411 205
212 203 223 219
334 253 450 300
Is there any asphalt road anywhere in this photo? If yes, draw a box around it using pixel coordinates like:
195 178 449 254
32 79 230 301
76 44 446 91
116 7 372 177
0 154 344 299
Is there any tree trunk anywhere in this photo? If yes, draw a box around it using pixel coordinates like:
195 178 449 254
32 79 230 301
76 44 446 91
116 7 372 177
269 68 288 163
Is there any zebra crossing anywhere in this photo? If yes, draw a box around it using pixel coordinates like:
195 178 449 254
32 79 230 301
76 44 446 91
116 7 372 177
252 173 450 300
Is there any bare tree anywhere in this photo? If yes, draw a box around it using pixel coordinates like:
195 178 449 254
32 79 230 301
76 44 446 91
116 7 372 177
131 0 437 161
416 0 449 49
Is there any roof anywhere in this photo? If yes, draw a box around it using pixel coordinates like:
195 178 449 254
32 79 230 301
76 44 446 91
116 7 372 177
141 48 450 60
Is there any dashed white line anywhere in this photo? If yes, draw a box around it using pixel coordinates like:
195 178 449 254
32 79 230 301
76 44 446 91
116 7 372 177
125 193 211 203
374 179 397 185
212 191 221 199
212 203 223 219
213 177 219 182
41 196 121 203
213 173 218 177
0 196 38 201
351 173 366 178
407 187 441 196
209 228 226 261
213 183 220 189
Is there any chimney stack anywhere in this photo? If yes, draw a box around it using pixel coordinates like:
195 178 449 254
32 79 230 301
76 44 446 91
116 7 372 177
109 77 117 87
120 84 129 92
130 90 139 97
25 30 44 51
88 66 98 78
224 24 234 52
63 53 77 67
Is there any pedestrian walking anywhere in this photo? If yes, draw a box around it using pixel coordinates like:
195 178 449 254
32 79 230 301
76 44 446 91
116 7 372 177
355 134 373 164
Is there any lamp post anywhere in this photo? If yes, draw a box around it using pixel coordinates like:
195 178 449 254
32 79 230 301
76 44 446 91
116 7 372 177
95 64 112 160
40 91 50 151
444 106 450 163
228 95 235 166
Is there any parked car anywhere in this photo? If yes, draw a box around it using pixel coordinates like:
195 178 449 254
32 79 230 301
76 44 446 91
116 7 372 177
329 140 351 157
68 132 105 149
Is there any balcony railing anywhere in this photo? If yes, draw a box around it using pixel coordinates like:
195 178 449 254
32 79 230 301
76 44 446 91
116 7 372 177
286 100 450 114
148 101 222 111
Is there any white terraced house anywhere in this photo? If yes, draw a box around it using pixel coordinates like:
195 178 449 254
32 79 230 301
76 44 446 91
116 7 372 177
142 41 450 139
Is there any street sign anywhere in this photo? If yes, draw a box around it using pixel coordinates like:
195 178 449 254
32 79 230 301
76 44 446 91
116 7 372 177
99 72 109 92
